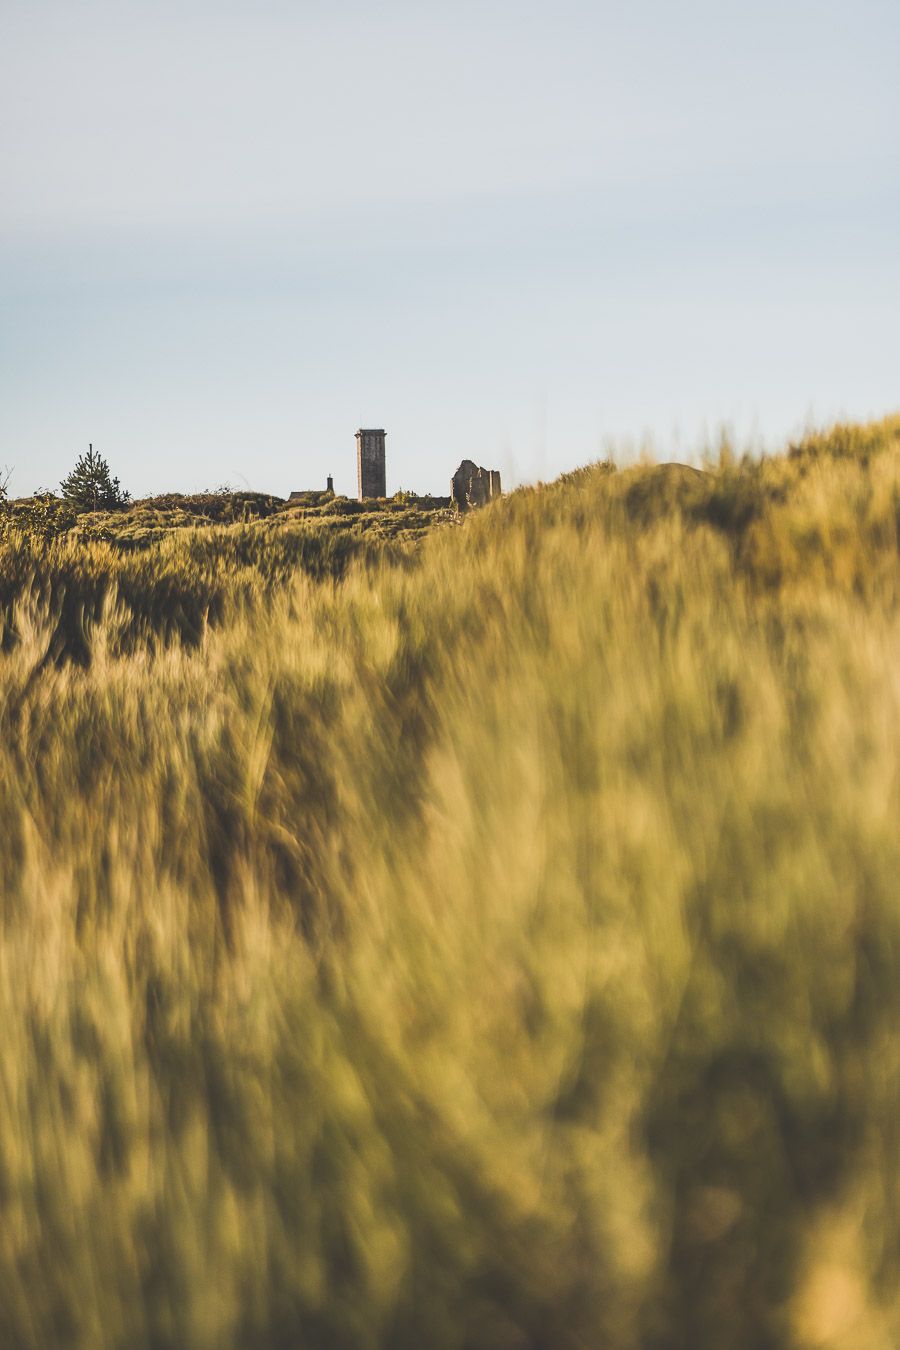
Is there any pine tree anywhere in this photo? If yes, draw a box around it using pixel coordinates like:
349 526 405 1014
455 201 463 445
60 444 130 513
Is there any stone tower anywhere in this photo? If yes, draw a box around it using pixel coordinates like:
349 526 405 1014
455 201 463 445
356 429 386 500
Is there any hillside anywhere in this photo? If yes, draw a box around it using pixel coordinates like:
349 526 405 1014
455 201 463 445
0 489 452 661
1 415 899 1348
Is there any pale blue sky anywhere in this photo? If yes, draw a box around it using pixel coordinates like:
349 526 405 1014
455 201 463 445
2 0 898 498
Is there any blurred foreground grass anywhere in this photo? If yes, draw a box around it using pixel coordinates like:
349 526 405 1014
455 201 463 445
1 418 900 1347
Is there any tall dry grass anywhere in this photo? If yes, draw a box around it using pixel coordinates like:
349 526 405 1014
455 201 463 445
1 416 899 1347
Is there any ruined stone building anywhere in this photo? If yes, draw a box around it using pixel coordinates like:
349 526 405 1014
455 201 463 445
356 429 386 501
451 460 502 511
289 433 498 509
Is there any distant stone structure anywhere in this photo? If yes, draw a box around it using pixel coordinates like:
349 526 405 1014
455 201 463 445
451 460 502 512
357 429 386 500
290 475 334 500
289 435 498 508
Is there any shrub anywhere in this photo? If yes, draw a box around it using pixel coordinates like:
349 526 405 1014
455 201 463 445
60 444 130 512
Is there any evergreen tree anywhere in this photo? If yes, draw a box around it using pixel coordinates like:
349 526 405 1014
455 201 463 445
60 445 130 512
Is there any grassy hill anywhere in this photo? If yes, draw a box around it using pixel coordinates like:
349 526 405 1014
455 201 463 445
1 416 899 1347
0 490 452 661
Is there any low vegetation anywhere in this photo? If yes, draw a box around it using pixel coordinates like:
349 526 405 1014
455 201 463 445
1 415 899 1347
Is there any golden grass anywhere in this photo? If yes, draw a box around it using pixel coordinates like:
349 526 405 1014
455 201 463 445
0 416 899 1347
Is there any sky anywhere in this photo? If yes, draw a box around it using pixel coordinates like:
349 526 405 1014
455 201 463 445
1 0 898 499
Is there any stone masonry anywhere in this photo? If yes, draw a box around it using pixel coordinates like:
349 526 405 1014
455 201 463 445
451 460 502 512
356 429 387 501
